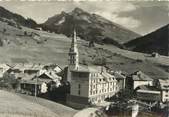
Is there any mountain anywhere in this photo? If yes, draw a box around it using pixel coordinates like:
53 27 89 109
42 7 140 48
0 6 38 28
125 24 169 56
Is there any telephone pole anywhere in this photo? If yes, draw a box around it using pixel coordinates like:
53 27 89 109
35 76 38 98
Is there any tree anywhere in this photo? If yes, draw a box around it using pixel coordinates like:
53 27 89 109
93 57 107 66
24 31 27 36
0 39 3 47
3 28 6 34
89 40 95 47
25 18 37 28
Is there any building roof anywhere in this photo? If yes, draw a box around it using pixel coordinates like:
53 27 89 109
158 79 169 90
102 72 114 79
113 72 126 79
0 64 11 69
22 74 37 80
9 63 44 71
71 65 105 73
43 64 62 71
131 71 153 81
137 85 160 92
38 72 61 80
21 80 45 85
136 85 161 101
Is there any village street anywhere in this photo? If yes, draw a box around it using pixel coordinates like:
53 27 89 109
73 108 101 117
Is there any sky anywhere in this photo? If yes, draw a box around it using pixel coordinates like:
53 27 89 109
0 1 168 35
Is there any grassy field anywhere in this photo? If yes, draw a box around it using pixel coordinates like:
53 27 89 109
0 21 168 80
0 90 77 117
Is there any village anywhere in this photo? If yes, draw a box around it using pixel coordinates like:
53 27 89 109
0 30 168 117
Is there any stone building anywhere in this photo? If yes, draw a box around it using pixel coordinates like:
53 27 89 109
66 30 120 108
155 79 169 102
136 79 169 103
136 85 161 102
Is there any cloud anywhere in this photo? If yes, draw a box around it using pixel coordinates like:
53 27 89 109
76 2 141 29
0 1 168 34
72 2 141 29
118 2 169 34
112 15 141 29
94 11 141 29
75 1 137 13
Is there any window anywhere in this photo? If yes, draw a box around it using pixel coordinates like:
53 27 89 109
78 84 81 95
78 84 81 89
78 90 80 95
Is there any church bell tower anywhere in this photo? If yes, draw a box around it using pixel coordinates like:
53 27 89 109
68 29 79 70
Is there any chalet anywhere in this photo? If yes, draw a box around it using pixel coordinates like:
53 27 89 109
0 64 10 78
5 68 23 79
39 64 62 75
152 52 159 58
20 71 62 95
4 63 43 80
10 63 43 72
155 79 169 102
126 71 153 90
136 85 161 102
136 79 169 103
33 72 62 88
20 80 48 95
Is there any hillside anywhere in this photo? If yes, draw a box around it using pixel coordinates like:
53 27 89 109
0 90 77 117
42 7 140 48
0 6 38 28
125 24 169 56
0 20 168 80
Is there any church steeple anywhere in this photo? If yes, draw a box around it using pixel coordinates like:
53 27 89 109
68 29 79 70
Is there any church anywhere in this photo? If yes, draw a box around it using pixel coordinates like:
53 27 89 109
66 30 123 108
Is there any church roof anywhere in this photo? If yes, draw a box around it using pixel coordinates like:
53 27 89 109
71 65 104 73
71 65 115 81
